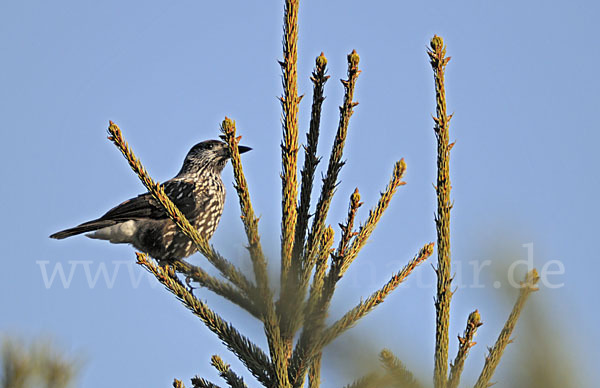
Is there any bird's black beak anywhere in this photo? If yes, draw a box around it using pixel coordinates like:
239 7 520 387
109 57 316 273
238 145 252 154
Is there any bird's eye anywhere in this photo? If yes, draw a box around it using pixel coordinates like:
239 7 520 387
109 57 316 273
205 143 213 150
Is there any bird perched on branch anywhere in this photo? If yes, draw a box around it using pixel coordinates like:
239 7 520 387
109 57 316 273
50 140 251 261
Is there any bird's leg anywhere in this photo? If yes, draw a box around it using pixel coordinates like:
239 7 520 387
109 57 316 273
185 275 197 293
156 257 194 292
157 257 176 269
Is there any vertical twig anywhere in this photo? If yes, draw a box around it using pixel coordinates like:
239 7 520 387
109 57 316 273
303 188 357 330
307 353 322 388
293 52 329 263
447 310 482 388
331 188 362 274
278 0 301 361
279 0 301 290
283 51 360 367
428 34 453 388
281 52 329 352
294 52 362 356
474 270 540 388
305 225 334 319
220 118 270 308
302 50 361 279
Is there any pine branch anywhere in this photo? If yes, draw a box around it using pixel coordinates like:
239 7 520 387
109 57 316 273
320 243 434 347
342 373 382 388
305 225 334 321
337 160 406 277
106 121 257 299
300 190 358 380
288 226 334 388
211 355 247 388
447 310 482 388
220 118 270 309
304 188 360 307
290 243 432 387
293 52 329 265
302 49 361 281
172 260 261 319
277 0 302 365
219 119 289 388
279 0 301 292
379 349 422 388
284 53 330 346
264 316 291 388
191 377 223 388
333 188 362 263
474 270 540 388
284 53 363 359
289 162 409 388
428 34 453 388
289 52 363 387
136 253 273 387
308 352 322 388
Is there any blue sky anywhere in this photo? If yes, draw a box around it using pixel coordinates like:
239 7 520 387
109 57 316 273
1 0 597 386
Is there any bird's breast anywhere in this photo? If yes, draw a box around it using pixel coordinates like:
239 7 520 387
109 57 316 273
185 175 225 240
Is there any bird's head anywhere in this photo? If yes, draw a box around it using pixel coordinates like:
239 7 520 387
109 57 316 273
178 140 251 176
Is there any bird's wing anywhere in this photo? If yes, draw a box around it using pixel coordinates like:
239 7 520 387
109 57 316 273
49 180 202 239
98 180 199 222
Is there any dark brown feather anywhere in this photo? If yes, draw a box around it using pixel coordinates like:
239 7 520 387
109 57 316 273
50 180 197 239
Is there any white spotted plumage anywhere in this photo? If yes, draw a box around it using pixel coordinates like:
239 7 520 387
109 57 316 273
50 139 251 263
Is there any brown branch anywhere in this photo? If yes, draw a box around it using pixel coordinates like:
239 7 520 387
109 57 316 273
219 118 287 388
277 0 302 371
320 243 434 347
447 310 482 388
302 50 361 280
219 118 270 310
172 260 261 319
474 270 540 388
174 379 187 388
289 52 363 387
308 352 322 388
293 52 329 264
211 355 247 388
342 373 383 388
305 225 334 321
334 188 362 262
282 53 330 348
136 253 272 387
289 162 408 388
191 377 222 388
337 160 406 277
279 0 301 291
428 34 453 388
379 349 422 388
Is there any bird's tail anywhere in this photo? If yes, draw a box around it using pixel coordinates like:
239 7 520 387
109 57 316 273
49 219 118 239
